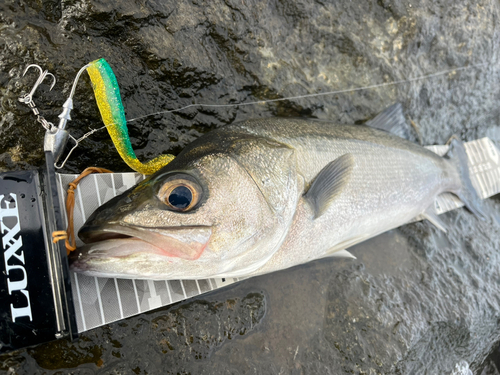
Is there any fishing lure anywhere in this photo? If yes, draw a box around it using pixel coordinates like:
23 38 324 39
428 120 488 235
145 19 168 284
86 58 174 175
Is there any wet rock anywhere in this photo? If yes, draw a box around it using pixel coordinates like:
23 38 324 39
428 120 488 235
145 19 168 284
324 205 500 374
1 0 500 374
481 346 500 375
3 292 266 374
27 335 103 370
150 293 266 361
0 351 26 374
1 0 498 173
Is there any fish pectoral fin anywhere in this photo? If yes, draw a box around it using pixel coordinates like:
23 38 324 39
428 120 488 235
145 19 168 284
364 103 408 139
422 206 448 232
324 249 357 259
305 154 354 218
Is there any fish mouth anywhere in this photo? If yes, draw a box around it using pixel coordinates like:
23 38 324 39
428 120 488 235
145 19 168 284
77 224 212 261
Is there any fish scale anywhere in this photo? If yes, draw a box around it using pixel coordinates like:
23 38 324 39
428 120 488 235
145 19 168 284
240 121 448 276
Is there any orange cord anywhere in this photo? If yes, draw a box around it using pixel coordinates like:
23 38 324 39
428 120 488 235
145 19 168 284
52 230 68 243
64 167 113 255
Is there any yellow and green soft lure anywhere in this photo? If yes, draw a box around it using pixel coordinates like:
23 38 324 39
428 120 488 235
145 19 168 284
86 58 174 175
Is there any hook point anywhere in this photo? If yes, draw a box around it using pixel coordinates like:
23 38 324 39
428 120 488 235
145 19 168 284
22 64 43 77
46 72 57 91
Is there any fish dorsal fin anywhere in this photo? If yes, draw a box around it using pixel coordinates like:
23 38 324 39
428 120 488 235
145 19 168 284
305 154 354 218
365 103 407 138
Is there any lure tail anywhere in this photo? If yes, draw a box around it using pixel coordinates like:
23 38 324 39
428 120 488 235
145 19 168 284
86 58 174 174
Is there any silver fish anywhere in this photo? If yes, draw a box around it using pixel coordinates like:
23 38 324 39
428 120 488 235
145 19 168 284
72 104 483 279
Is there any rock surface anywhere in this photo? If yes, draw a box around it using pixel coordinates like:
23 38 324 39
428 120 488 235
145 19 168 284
1 0 500 374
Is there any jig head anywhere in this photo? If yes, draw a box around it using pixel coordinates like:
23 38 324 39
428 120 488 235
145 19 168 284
44 64 90 163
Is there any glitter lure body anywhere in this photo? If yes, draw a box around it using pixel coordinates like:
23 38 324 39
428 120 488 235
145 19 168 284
87 59 174 174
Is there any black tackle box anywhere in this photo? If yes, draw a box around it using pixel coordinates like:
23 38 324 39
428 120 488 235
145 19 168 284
0 152 78 353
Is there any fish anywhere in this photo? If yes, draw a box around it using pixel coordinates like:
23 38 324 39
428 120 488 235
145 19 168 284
71 103 484 280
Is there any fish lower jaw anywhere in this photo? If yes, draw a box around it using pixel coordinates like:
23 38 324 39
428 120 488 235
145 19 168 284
75 238 181 259
69 245 210 280
78 224 212 260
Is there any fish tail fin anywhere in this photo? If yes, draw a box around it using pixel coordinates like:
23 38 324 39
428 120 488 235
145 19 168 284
445 136 486 220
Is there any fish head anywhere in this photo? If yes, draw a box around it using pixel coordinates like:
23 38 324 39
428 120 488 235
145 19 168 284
73 134 299 279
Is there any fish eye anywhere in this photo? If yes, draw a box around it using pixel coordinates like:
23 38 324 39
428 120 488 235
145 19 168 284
157 177 202 212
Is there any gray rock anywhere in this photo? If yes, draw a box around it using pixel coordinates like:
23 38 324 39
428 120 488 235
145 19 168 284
0 0 500 374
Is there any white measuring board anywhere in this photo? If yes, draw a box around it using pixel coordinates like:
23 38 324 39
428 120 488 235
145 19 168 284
56 137 500 333
56 172 242 333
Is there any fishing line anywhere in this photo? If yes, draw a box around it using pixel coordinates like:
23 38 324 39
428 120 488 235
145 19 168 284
126 62 490 123
55 126 106 169
64 61 489 169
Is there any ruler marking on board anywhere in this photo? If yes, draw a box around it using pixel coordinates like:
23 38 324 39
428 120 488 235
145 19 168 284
93 175 102 206
147 280 161 309
132 280 141 313
165 280 172 304
180 280 187 299
73 273 87 331
77 185 86 220
58 173 68 226
94 277 105 325
110 173 117 197
114 278 124 319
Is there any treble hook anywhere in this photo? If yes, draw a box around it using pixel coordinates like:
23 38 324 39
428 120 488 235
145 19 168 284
18 64 56 105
